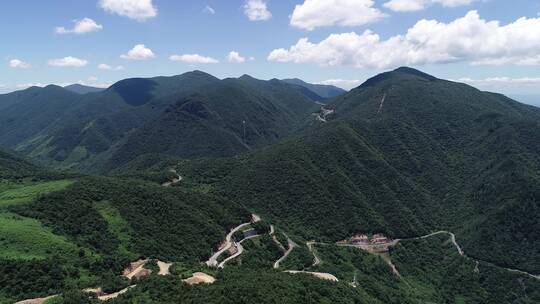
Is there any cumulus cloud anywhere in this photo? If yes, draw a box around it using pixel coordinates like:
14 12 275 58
384 0 474 12
268 11 540 69
120 44 155 60
291 0 387 30
48 56 88 67
227 51 246 63
99 0 157 21
203 5 216 14
169 54 219 64
9 59 31 69
244 0 272 21
98 63 125 70
317 79 362 90
56 18 103 34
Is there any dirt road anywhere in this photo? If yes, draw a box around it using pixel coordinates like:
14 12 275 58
285 270 339 282
306 241 322 267
273 235 297 269
206 222 251 267
161 169 183 187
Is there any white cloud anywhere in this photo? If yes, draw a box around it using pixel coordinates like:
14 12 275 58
120 44 155 60
48 56 88 67
9 59 31 69
98 63 125 70
457 76 540 94
203 5 216 14
169 53 219 64
471 55 540 66
291 0 387 30
227 51 246 63
244 0 272 21
56 18 103 34
268 11 540 69
384 0 474 12
317 79 362 90
458 76 540 85
99 0 157 21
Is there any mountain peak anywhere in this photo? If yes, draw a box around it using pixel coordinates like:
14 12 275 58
359 67 437 89
393 67 438 80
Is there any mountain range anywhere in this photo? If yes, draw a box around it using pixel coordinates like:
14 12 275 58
0 72 338 172
1 68 539 304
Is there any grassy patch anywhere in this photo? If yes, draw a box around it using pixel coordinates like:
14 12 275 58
0 212 78 260
94 201 137 259
0 179 74 208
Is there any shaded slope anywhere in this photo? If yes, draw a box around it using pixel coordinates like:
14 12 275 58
105 77 319 171
0 85 80 147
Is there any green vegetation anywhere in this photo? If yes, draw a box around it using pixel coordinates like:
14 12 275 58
0 179 73 207
279 245 313 270
391 234 540 303
16 176 249 262
94 201 137 260
234 235 282 269
106 268 382 304
0 212 78 260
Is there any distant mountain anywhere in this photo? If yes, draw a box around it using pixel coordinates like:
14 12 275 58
182 67 540 274
0 85 80 147
510 94 540 107
0 71 320 173
281 78 346 99
64 84 105 94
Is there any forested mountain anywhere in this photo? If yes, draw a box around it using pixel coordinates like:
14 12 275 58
0 71 320 173
103 76 320 171
281 78 347 99
178 67 540 274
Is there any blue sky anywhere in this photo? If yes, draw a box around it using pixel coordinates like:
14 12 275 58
2 0 540 96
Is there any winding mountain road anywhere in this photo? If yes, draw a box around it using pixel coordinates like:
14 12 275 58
218 234 262 268
307 241 322 267
273 234 297 269
206 222 251 267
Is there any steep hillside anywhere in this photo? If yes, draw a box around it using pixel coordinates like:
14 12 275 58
178 67 540 274
282 78 346 99
0 85 80 147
